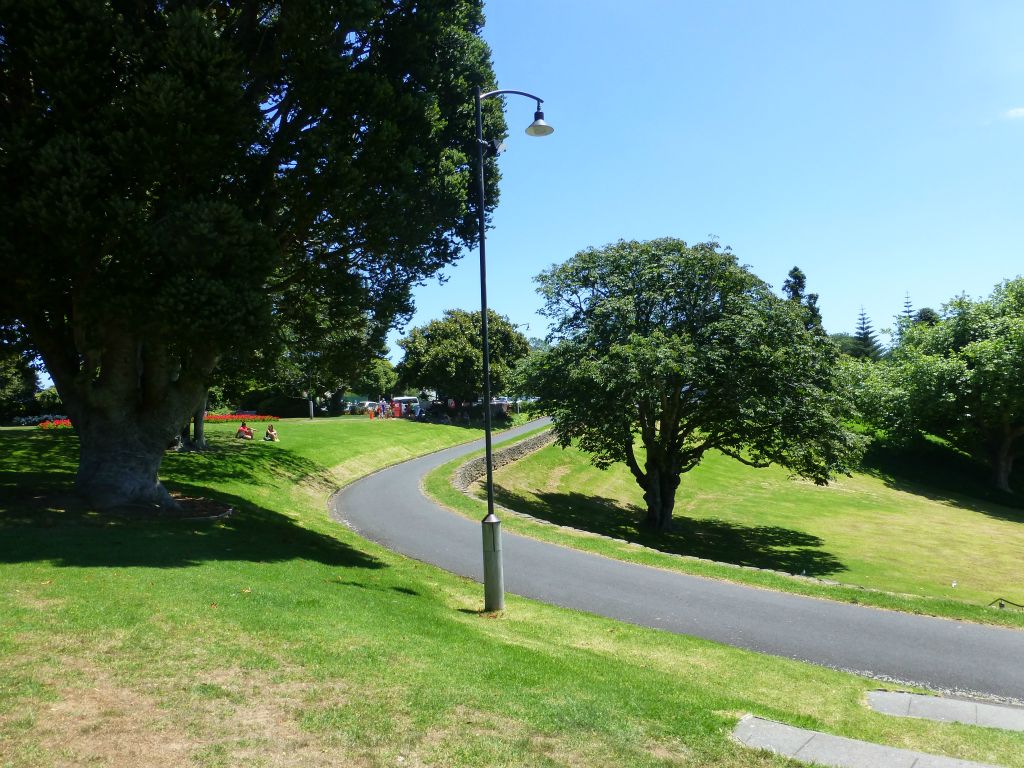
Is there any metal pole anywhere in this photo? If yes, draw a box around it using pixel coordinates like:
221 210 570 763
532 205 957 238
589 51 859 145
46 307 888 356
475 86 504 612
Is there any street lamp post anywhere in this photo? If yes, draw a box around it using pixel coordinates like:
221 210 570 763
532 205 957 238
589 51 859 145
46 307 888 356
474 87 553 612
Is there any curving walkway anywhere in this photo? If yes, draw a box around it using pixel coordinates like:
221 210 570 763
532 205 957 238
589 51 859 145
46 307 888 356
330 420 1024 701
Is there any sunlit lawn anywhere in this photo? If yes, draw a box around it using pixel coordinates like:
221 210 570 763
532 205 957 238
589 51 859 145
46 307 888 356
2 419 1022 767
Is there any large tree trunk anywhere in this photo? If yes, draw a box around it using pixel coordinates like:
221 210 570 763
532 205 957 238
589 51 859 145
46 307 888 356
28 320 220 512
642 465 680 532
75 415 179 510
990 442 1015 494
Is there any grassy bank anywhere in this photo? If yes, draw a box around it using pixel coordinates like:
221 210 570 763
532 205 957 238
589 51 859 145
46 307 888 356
424 436 1024 629
2 419 1022 767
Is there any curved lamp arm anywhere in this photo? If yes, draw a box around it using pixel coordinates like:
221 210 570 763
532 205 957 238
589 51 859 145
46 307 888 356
480 88 545 109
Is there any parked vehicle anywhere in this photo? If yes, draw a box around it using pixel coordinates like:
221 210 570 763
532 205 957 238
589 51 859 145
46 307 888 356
391 396 421 416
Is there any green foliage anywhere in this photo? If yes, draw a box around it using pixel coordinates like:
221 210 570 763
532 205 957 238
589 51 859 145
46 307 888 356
526 238 864 530
867 280 1024 491
353 356 398 400
0 348 37 422
397 309 529 401
0 0 502 503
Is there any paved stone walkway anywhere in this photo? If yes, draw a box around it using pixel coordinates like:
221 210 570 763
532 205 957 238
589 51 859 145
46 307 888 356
732 715 1001 767
868 691 1024 731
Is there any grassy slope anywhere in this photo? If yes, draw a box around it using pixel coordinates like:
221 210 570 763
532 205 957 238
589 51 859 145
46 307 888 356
0 419 1021 767
425 435 1024 628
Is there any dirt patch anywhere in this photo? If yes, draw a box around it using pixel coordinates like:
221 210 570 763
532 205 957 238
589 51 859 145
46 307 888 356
32 662 193 767
5 655 361 768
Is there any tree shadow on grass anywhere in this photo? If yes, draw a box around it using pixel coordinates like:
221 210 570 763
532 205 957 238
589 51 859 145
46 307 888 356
492 487 846 578
859 436 1024 525
0 432 382 570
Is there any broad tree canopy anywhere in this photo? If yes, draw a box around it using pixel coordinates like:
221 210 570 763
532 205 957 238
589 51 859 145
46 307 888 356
0 0 503 508
863 279 1024 492
527 238 862 531
397 309 529 402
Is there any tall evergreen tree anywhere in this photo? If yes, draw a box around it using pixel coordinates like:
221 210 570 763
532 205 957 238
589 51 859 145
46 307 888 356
850 308 884 360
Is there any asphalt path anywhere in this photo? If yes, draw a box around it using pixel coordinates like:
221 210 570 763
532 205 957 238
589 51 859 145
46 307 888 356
331 419 1024 701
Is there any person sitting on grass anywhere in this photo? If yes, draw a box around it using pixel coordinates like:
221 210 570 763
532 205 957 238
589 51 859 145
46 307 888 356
264 424 279 442
236 422 254 440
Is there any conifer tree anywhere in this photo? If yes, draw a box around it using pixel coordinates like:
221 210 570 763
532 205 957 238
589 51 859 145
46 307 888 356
851 308 884 360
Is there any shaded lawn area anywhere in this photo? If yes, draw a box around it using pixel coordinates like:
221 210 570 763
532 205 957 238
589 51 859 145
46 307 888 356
495 488 845 578
484 440 1024 610
1 420 1023 766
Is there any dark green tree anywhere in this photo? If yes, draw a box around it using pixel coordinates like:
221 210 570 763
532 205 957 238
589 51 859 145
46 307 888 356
0 348 37 422
782 266 822 330
526 238 863 532
397 309 529 402
850 309 884 360
1 1 503 508
914 307 940 326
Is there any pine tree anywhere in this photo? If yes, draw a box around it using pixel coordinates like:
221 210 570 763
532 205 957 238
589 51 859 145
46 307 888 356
850 308 884 360
902 293 915 319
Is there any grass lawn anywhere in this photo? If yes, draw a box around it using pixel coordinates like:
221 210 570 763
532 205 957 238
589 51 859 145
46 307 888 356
2 418 1023 767
425 433 1024 628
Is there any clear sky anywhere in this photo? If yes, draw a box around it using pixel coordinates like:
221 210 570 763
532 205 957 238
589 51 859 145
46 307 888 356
389 0 1024 356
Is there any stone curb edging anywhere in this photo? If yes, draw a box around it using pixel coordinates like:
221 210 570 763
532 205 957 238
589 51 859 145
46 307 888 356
451 429 557 492
732 714 1001 768
868 691 1024 731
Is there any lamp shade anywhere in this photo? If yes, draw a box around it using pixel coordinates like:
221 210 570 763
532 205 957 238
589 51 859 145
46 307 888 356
525 110 554 137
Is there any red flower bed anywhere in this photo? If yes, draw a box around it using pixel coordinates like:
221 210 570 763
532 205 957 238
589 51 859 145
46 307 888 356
204 413 279 423
37 419 73 430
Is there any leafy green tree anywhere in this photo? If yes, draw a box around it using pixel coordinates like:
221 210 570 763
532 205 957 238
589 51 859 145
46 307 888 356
874 280 1024 492
914 307 940 326
353 357 398 401
850 308 884 360
1 1 502 508
397 309 529 402
829 332 859 357
526 238 863 531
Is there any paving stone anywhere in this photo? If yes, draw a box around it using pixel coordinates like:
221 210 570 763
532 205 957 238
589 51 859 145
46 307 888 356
867 690 1024 732
732 715 813 754
793 733 917 768
975 700 1024 732
908 696 977 724
732 716 1001 768
866 690 912 716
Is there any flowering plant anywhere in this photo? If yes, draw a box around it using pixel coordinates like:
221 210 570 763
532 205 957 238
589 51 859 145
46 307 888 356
37 418 73 430
204 413 279 423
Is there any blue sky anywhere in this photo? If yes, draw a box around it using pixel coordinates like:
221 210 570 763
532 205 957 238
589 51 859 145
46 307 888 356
389 0 1024 355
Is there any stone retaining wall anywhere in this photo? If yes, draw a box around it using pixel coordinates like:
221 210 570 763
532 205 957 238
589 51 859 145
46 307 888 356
452 429 556 492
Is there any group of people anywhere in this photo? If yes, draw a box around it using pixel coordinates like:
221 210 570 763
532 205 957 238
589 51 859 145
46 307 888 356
236 422 279 442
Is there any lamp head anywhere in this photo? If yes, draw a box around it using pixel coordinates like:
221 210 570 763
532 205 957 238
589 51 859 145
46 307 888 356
525 109 554 137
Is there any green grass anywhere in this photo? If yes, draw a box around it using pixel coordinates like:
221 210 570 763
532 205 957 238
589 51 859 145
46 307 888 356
1 419 1022 766
424 433 1024 628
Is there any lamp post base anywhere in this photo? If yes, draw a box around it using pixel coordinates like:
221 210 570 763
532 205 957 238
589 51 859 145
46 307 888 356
482 513 504 612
